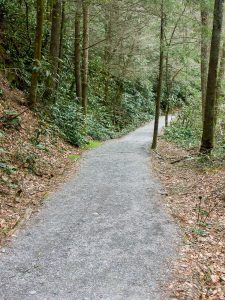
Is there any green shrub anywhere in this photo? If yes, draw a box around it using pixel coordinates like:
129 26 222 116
165 97 202 148
52 101 88 147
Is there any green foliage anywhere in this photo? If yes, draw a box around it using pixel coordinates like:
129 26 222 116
0 130 5 139
50 76 154 146
2 0 223 155
86 96 116 141
192 228 208 237
15 149 37 172
0 110 21 129
165 92 225 157
0 162 17 174
165 96 202 148
161 82 188 112
52 100 88 147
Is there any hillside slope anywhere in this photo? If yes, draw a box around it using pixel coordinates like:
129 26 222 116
0 76 81 244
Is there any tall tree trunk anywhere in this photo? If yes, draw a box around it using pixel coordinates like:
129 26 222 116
200 0 209 117
74 0 82 101
200 0 224 154
165 51 170 127
215 41 225 123
44 0 62 101
81 1 90 115
47 0 53 21
104 3 113 104
152 0 165 149
28 0 44 108
58 0 65 73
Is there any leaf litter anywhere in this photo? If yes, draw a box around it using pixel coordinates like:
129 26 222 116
0 77 82 246
152 137 225 300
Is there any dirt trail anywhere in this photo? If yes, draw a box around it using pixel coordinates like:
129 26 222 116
0 118 179 300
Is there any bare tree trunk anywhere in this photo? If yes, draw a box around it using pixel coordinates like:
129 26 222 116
200 0 224 154
44 0 62 101
152 0 165 149
81 1 90 115
215 41 225 124
47 0 53 21
29 0 44 108
104 3 113 104
74 0 82 101
58 0 65 72
165 51 169 127
165 106 169 127
200 0 209 118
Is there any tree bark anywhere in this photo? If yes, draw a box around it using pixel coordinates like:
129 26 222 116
200 0 224 154
200 0 209 118
74 0 82 101
165 51 169 127
58 0 65 73
28 0 44 108
81 1 90 115
152 0 165 149
215 41 225 123
44 0 62 101
104 3 113 104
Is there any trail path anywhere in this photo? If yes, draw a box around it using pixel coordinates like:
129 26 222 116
0 118 179 300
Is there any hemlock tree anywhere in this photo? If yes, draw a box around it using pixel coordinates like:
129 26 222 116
200 0 224 154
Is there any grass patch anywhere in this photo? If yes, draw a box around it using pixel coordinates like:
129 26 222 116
82 140 102 150
67 154 81 161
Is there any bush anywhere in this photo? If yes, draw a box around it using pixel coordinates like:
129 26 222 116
52 101 88 147
165 97 202 148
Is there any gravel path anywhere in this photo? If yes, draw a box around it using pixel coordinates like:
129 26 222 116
0 118 179 300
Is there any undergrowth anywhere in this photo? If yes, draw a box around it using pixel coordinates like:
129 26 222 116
164 97 225 162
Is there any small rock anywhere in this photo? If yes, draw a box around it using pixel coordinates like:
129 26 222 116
93 212 99 216
29 291 37 295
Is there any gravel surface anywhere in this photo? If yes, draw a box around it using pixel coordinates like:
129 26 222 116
0 118 179 300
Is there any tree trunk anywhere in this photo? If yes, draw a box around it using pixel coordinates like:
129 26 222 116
152 0 165 149
215 41 225 123
58 0 65 73
74 0 82 101
200 0 209 117
104 3 113 104
200 0 224 154
81 1 90 115
44 0 62 101
165 51 169 127
165 106 169 127
28 0 44 108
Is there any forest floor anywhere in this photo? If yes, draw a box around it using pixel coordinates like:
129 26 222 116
151 137 225 300
0 76 82 245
